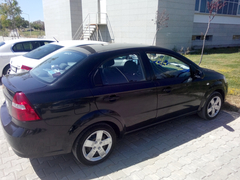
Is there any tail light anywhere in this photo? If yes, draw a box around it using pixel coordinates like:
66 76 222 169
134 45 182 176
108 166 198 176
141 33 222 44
12 92 40 121
21 65 32 71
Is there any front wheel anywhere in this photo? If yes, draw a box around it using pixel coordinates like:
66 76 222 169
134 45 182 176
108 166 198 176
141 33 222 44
198 92 223 120
72 123 116 165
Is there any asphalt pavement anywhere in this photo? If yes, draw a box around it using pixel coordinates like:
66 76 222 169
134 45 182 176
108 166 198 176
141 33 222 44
0 81 240 180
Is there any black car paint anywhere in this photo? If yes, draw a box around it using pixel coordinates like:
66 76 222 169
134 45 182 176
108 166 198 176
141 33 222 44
1 44 227 158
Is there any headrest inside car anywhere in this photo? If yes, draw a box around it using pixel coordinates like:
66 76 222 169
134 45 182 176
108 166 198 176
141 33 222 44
103 59 114 68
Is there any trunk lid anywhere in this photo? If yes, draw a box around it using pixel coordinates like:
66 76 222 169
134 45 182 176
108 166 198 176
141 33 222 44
2 72 47 115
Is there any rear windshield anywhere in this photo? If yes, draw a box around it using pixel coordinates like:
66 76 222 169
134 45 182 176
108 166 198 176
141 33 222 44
31 50 87 83
0 42 5 47
23 44 63 60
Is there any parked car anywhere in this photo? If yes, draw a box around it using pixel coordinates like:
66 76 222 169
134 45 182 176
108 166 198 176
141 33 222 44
0 38 55 76
10 40 107 74
1 43 228 165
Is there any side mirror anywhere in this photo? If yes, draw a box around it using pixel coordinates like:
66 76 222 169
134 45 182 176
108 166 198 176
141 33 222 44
194 69 204 79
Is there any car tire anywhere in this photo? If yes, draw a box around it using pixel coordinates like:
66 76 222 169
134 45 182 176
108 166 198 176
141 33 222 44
198 92 223 120
72 123 116 165
3 65 11 75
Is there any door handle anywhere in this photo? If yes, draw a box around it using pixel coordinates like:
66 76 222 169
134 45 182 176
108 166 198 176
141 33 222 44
163 87 171 93
103 95 120 102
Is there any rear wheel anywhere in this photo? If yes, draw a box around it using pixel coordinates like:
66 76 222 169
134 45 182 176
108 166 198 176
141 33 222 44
198 92 223 120
3 65 11 75
72 123 116 165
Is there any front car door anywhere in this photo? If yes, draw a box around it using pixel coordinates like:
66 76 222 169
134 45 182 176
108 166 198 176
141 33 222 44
90 51 158 132
144 51 202 120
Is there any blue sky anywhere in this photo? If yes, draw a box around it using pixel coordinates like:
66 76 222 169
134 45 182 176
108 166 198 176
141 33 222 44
17 0 44 22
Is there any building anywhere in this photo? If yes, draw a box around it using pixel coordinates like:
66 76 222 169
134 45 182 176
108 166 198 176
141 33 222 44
42 0 240 50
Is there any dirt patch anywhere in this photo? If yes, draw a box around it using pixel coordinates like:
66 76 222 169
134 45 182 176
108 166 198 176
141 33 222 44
223 95 240 112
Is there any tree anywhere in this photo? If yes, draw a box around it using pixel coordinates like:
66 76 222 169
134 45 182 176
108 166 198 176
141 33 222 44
0 0 21 37
152 9 169 45
15 15 28 29
199 0 225 65
31 20 45 31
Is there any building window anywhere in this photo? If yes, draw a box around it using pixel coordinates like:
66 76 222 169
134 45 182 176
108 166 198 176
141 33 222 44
192 35 213 41
195 0 240 16
233 35 240 40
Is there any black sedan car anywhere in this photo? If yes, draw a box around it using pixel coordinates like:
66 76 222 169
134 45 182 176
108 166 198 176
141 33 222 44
1 43 227 165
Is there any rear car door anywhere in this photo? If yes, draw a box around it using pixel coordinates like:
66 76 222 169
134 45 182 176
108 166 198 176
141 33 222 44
90 52 158 132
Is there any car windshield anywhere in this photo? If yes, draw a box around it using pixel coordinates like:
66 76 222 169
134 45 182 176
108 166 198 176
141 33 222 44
31 50 87 83
0 42 5 47
23 44 63 60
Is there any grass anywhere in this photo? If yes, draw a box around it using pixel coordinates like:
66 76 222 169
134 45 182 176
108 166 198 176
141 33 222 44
185 47 240 112
19 30 45 38
0 30 45 38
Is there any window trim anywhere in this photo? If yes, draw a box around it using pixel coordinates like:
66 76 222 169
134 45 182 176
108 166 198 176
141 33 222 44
195 0 240 16
192 35 213 41
233 35 240 40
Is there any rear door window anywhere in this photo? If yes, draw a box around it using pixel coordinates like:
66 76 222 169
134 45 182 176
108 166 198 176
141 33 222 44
96 53 146 85
12 42 32 52
12 41 53 52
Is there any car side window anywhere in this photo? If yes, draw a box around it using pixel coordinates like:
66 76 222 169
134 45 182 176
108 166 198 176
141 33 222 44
32 41 42 50
43 41 51 45
98 53 146 85
12 42 33 52
12 43 24 52
22 42 33 51
147 53 191 80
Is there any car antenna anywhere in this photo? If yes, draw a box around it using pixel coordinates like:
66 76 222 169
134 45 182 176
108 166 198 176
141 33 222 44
53 37 59 43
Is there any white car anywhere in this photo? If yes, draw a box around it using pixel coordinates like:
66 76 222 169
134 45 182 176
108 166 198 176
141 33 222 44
10 40 107 74
0 38 55 76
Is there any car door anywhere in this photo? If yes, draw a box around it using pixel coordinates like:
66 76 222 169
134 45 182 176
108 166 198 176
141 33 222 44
145 52 201 120
90 52 158 132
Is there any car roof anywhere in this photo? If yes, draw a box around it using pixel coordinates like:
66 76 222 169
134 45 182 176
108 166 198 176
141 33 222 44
66 43 199 68
50 40 107 47
69 43 158 55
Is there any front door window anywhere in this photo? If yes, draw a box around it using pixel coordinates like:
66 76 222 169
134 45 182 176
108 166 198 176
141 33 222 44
147 53 191 80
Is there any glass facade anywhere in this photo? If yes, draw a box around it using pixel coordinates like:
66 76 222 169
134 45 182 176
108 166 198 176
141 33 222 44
195 0 240 15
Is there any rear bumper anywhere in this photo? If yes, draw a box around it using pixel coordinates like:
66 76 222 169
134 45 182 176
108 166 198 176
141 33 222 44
1 102 72 158
10 65 27 74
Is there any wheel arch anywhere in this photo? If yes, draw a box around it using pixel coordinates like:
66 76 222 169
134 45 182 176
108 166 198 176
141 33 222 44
2 64 10 76
68 109 125 147
198 83 226 112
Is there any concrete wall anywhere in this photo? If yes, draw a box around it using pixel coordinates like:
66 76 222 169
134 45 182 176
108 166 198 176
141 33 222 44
42 0 240 49
42 0 82 40
192 13 240 49
156 0 195 50
192 23 240 49
82 0 98 24
70 0 82 40
106 0 195 50
106 0 158 45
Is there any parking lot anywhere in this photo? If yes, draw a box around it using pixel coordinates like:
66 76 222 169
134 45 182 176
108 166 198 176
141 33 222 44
0 83 240 180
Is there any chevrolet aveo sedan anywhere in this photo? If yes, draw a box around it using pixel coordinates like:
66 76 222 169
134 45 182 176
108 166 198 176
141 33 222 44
1 43 228 165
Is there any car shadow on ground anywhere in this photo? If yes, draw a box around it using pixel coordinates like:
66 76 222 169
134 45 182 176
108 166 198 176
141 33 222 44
30 111 238 179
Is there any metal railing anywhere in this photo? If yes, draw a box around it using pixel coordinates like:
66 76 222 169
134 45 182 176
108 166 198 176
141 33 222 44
72 13 114 42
